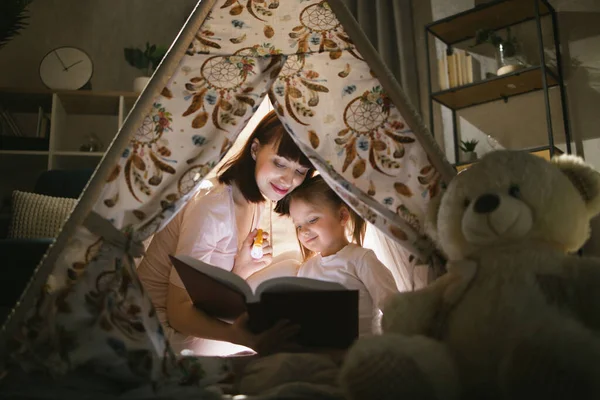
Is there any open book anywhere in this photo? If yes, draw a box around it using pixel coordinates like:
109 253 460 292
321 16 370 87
170 254 359 349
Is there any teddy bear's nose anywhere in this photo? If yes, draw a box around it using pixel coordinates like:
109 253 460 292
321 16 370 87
474 194 500 214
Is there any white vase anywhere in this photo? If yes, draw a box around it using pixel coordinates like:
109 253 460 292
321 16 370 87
464 152 478 162
497 64 525 76
133 76 151 93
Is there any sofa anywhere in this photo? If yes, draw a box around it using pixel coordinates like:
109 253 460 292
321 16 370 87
0 168 94 323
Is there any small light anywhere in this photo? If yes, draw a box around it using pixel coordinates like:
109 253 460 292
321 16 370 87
180 349 194 356
507 83 517 89
193 172 201 181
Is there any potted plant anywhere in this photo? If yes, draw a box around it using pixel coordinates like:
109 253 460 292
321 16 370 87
124 42 167 93
460 139 479 162
474 27 526 75
1 0 34 50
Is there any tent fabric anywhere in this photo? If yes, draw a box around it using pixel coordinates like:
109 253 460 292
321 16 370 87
0 0 454 389
341 0 420 108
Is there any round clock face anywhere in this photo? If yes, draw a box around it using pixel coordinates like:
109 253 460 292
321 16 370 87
39 47 93 90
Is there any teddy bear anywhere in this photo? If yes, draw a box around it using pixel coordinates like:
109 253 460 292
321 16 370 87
339 150 600 400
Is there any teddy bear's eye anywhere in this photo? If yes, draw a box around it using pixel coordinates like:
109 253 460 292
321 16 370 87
509 184 520 198
464 198 471 208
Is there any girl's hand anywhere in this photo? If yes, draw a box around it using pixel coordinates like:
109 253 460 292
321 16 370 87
233 229 273 280
230 312 301 355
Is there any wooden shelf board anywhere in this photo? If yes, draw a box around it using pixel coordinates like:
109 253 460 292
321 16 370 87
455 146 563 172
0 150 49 155
427 0 551 45
53 151 104 157
0 88 138 115
432 66 558 110
0 89 53 113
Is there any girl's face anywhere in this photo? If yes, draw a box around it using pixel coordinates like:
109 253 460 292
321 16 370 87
252 139 310 201
289 198 349 257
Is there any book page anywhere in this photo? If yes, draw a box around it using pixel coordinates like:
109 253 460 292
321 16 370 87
255 276 346 299
171 255 254 301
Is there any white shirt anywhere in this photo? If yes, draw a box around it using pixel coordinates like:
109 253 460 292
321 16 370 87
137 180 260 355
297 243 398 336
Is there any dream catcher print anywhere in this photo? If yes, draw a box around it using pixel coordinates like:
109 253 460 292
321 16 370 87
269 54 330 126
182 55 255 131
64 237 104 284
186 27 223 56
133 208 174 241
220 0 280 39
181 45 282 132
335 85 416 179
417 156 441 199
395 205 422 236
125 159 218 238
102 103 177 208
84 260 147 342
305 153 424 247
177 163 216 196
290 1 362 60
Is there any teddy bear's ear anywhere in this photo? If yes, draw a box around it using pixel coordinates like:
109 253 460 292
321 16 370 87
424 190 444 244
552 155 600 217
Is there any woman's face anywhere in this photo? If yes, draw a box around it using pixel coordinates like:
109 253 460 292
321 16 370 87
252 139 310 201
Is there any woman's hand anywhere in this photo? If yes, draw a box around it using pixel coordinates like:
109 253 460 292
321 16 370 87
230 312 301 355
233 229 273 280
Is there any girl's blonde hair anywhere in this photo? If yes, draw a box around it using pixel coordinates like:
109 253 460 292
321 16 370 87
275 175 366 260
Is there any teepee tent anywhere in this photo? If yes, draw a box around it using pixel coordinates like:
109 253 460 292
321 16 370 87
0 0 455 391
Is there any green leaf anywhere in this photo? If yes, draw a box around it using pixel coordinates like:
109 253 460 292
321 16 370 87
0 0 35 49
124 43 167 74
124 47 149 70
460 139 478 152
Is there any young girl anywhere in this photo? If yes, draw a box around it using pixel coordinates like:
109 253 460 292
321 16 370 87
277 175 399 337
137 111 314 356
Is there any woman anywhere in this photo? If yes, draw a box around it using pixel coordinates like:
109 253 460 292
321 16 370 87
137 111 314 356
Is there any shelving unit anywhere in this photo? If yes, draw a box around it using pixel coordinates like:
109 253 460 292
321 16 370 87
0 88 137 170
427 0 551 45
432 66 558 110
424 0 571 167
0 88 138 201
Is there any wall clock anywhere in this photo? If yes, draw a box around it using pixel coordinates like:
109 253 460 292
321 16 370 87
39 46 93 90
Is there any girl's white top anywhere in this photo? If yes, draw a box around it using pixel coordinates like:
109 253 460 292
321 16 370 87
297 243 398 336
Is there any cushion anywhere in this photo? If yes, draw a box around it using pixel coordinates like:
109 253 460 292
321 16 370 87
9 191 77 239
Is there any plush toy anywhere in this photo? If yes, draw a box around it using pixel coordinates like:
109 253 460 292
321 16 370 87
340 150 600 400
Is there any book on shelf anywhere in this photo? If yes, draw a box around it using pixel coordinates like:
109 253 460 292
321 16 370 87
437 57 449 91
35 107 50 138
0 109 23 137
466 54 474 84
170 254 359 349
448 53 457 89
437 49 481 90
457 51 465 86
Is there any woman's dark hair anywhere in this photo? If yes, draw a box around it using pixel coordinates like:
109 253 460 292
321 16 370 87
276 175 366 260
218 110 314 203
